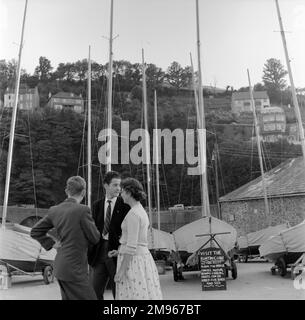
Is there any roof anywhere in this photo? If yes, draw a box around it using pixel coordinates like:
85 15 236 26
232 91 269 101
219 157 305 202
6 87 37 95
261 106 284 114
51 92 82 99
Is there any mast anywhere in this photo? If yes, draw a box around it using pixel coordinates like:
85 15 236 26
190 53 202 129
195 0 210 217
142 49 153 238
87 46 92 209
154 90 161 232
106 0 114 172
2 0 28 229
275 0 305 166
213 142 221 219
247 69 270 220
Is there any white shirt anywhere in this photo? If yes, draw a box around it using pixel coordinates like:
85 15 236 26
103 196 117 240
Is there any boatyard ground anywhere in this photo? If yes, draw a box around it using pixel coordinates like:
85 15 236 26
1 261 304 300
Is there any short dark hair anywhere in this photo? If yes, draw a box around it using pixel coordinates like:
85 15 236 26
65 176 86 196
103 171 121 185
121 178 146 201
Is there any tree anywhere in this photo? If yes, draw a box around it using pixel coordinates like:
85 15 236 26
166 62 192 90
253 82 265 91
34 56 53 81
145 63 165 90
262 58 288 103
54 62 76 82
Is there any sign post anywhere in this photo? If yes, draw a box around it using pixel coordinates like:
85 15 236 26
199 247 226 291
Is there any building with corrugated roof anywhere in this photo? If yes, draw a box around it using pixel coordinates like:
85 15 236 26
219 157 305 235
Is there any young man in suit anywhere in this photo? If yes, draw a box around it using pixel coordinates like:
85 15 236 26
31 176 100 300
88 171 130 300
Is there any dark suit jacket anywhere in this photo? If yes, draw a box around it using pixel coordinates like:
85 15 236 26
30 198 100 282
88 196 130 267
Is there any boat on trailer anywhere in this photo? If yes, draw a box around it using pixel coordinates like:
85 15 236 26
259 220 305 278
0 223 56 285
170 216 238 281
237 223 290 262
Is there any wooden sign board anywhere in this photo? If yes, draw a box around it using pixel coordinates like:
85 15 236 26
199 247 226 291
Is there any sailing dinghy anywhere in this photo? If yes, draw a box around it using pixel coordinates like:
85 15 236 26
0 223 56 284
237 223 290 262
259 220 305 276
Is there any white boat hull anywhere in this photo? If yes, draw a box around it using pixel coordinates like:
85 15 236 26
259 220 305 262
0 223 56 272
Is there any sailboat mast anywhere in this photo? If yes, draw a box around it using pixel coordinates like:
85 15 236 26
275 0 305 166
190 53 201 129
247 70 270 219
195 0 210 217
87 46 92 209
154 90 161 231
2 0 28 229
106 0 114 172
141 49 153 231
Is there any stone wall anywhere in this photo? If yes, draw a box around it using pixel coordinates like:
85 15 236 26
220 196 305 235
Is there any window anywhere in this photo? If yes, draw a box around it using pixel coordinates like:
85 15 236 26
54 104 63 110
255 100 261 106
243 101 251 107
276 123 283 131
264 124 276 131
276 114 284 121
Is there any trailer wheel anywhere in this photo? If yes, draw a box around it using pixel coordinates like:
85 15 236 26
231 260 237 279
276 258 287 277
43 266 54 284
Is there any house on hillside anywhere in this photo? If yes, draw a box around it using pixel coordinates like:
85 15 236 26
219 157 305 235
4 86 40 111
231 91 270 115
46 92 84 113
259 106 286 143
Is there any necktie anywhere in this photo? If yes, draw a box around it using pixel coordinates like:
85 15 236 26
103 200 112 236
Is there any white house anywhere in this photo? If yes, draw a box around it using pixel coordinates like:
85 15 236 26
231 91 270 115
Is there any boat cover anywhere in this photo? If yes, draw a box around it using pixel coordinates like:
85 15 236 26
237 223 290 249
172 216 237 254
259 220 305 258
0 223 56 264
147 228 176 252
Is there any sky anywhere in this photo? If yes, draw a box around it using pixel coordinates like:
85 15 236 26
1 0 305 90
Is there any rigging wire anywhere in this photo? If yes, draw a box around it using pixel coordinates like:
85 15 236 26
77 106 87 176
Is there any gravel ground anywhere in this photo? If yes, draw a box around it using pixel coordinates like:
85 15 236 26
0 262 304 300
